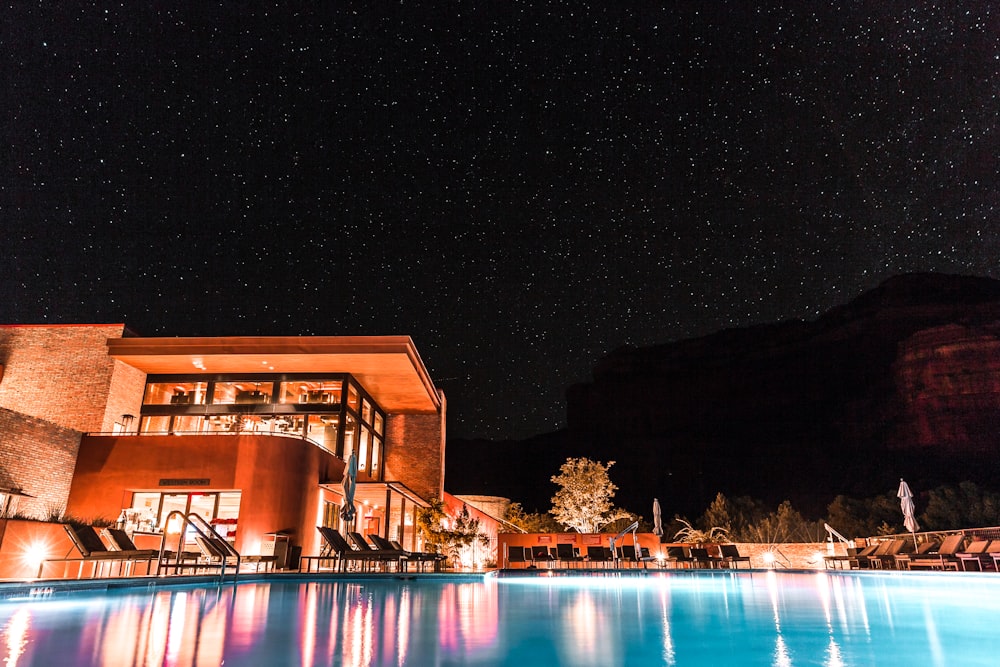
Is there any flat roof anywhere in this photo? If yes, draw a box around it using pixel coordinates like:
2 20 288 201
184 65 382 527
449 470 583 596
107 335 441 413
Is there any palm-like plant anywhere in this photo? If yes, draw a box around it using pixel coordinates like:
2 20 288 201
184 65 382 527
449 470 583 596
673 518 729 544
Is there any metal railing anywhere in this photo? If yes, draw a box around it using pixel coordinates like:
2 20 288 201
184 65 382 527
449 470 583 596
157 511 241 583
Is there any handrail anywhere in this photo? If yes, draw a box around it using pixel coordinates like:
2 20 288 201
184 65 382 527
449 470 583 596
157 511 241 582
823 523 854 547
609 520 640 564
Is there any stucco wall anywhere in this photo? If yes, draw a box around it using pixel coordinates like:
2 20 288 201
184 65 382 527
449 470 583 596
66 433 344 555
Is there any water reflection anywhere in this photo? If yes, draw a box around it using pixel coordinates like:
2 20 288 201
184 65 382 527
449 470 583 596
0 573 998 666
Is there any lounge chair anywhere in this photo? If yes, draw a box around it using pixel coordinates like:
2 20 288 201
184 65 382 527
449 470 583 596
39 524 157 578
586 545 613 568
506 545 530 569
555 543 583 568
956 540 992 571
618 544 655 569
369 534 445 572
665 546 694 569
390 538 447 570
900 534 965 570
719 544 751 568
348 532 405 571
531 545 557 568
689 547 724 569
988 541 1000 572
872 539 909 569
302 527 392 572
847 543 890 569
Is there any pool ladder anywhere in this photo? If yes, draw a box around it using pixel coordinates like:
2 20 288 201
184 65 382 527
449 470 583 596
157 511 242 582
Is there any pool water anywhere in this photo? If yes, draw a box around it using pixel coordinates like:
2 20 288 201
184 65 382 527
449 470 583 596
1 571 999 666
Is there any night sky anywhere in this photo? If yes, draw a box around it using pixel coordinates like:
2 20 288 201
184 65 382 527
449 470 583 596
3 3 998 441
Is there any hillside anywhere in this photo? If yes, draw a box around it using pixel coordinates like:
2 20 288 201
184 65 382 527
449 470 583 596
446 273 1000 519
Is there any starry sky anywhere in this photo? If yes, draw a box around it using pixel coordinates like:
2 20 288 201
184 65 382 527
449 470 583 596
3 2 998 440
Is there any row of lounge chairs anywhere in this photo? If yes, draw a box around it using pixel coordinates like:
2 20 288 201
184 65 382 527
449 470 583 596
38 524 271 578
298 527 446 573
505 544 751 569
824 534 1000 571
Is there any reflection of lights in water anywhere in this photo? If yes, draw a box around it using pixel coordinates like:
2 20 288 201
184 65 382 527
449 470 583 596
397 587 410 667
773 634 792 667
766 570 782 632
814 571 833 628
4 608 30 667
345 591 374 667
166 591 187 665
825 636 845 667
301 584 317 667
562 591 605 667
922 600 944 667
659 587 675 665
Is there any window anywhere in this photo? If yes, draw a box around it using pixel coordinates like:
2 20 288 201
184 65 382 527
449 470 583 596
143 382 208 405
280 380 342 405
213 381 272 404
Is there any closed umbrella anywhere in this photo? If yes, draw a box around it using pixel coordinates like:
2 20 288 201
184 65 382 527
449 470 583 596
653 498 664 539
340 452 358 526
897 478 919 547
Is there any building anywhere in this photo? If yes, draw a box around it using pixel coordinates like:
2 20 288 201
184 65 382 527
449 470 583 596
0 324 447 563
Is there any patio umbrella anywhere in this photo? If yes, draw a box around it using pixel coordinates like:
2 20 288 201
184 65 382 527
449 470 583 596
653 498 664 539
897 478 919 547
340 451 358 525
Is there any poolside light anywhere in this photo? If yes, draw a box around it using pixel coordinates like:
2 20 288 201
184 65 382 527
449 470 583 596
761 551 776 568
22 540 49 571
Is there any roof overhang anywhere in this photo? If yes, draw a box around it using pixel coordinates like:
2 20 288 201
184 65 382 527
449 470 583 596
107 335 440 413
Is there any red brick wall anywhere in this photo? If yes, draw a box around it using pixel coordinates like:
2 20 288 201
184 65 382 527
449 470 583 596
384 393 446 502
103 359 147 433
0 324 128 433
0 407 82 518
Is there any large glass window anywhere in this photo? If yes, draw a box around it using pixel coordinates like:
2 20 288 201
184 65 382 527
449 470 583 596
144 382 208 405
358 426 370 472
140 416 171 434
280 380 342 405
343 413 357 460
212 381 272 404
126 491 241 535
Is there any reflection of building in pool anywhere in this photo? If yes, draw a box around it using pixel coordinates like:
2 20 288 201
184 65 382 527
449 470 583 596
0 324 462 562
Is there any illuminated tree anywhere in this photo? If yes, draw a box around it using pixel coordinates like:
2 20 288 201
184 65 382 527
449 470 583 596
550 457 629 533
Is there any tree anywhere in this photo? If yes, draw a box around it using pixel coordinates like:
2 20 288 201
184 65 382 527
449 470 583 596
503 502 563 533
550 457 629 533
416 500 489 568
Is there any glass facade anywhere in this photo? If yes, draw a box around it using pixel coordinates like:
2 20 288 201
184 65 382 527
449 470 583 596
136 373 386 480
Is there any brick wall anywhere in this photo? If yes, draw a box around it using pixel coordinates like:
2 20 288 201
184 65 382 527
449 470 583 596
0 324 128 433
103 359 147 433
0 407 82 518
384 395 446 502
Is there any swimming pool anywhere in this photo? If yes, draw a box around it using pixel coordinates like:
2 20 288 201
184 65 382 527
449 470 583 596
1 570 998 666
